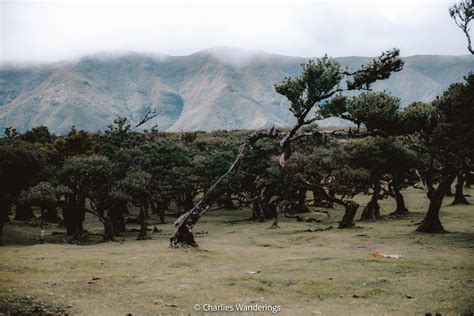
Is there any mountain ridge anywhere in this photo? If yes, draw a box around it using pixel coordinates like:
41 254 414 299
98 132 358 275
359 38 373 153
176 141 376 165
1 49 473 133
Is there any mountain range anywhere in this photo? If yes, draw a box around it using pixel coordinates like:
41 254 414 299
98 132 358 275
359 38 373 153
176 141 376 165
1 48 473 133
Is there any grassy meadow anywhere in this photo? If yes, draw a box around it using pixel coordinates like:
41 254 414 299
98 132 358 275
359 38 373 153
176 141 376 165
0 187 473 315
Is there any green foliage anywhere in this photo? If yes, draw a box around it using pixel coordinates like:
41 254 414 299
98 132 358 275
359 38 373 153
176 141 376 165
22 182 57 209
275 57 342 118
429 74 474 170
20 126 55 144
343 136 420 182
60 155 116 204
346 49 404 90
398 102 437 134
118 169 152 203
275 49 403 123
4 127 19 139
0 142 44 202
347 92 400 131
320 91 401 132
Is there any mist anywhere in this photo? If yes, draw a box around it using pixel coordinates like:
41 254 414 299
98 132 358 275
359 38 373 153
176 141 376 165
1 0 470 65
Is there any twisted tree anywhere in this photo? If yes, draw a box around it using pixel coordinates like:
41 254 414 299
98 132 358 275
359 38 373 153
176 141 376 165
170 49 403 247
401 75 474 232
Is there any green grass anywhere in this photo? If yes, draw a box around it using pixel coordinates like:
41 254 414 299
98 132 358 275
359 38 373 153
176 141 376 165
0 187 473 315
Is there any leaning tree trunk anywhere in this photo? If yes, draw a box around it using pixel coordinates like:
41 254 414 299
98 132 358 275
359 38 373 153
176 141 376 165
338 200 359 228
390 185 409 216
452 173 469 205
14 202 35 221
417 173 456 233
170 128 279 247
360 182 382 221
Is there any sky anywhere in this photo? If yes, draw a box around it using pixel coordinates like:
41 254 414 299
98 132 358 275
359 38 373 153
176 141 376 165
0 0 471 65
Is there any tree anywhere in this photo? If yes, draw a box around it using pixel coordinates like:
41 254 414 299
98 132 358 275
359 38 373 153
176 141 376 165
60 155 117 241
403 75 474 232
0 142 43 245
450 0 474 54
170 48 404 247
320 92 401 134
20 126 55 144
452 172 470 204
23 182 58 226
119 169 152 240
288 139 370 228
342 136 421 219
329 167 370 228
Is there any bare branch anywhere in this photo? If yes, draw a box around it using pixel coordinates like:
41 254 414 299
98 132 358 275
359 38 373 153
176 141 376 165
134 107 159 129
450 0 474 54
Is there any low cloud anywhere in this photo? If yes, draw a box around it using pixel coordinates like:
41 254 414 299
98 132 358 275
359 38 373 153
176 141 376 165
0 0 469 65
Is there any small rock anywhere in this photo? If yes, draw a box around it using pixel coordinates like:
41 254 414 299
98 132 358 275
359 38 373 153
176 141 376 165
246 270 261 275
166 303 178 307
406 295 414 299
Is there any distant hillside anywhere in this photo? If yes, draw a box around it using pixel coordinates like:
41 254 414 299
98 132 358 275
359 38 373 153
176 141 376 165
1 49 473 133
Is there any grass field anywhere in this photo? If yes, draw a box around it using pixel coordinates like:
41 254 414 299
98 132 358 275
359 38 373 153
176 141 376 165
0 188 473 315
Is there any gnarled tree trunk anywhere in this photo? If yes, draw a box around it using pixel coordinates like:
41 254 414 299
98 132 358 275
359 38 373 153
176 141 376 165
222 192 236 210
170 128 280 247
251 197 265 221
338 200 359 228
417 173 456 233
360 182 382 221
14 202 35 221
452 173 469 205
445 185 454 196
390 185 409 216
137 203 149 240
0 199 8 246
110 201 127 235
102 214 115 241
62 204 85 237
44 206 61 223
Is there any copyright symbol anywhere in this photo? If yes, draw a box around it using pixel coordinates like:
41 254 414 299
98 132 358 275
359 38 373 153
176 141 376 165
193 304 201 311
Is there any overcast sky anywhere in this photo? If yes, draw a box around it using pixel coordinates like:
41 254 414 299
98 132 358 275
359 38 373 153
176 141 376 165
0 0 471 64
